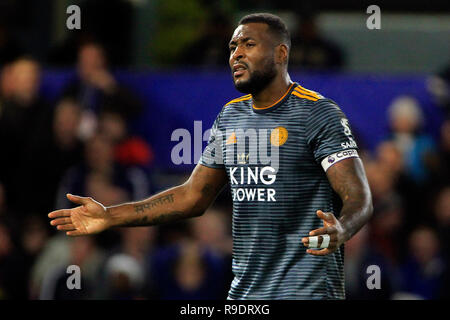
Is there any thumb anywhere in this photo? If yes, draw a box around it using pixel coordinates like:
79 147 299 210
317 210 334 223
66 193 91 205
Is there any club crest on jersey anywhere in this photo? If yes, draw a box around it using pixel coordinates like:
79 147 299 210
237 153 249 164
270 127 288 147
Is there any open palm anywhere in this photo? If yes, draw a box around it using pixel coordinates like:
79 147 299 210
48 194 110 236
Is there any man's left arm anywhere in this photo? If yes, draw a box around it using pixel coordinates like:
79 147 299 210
302 157 373 255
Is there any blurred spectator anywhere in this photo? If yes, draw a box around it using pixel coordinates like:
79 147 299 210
398 226 446 299
375 141 405 178
386 95 437 184
17 98 84 222
191 206 232 257
383 95 440 229
179 11 232 68
99 111 154 168
289 13 344 70
103 253 145 300
151 208 230 299
29 234 71 299
61 42 141 141
191 206 233 293
118 228 156 266
21 215 48 262
0 57 42 108
0 57 50 214
151 239 227 299
101 227 157 299
39 236 105 300
374 141 423 231
56 133 150 210
365 160 406 264
345 226 399 299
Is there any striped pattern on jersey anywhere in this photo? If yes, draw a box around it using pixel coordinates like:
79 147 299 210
200 82 358 299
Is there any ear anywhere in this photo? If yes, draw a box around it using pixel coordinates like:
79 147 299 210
275 44 289 65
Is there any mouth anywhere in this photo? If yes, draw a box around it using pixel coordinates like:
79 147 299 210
233 64 247 78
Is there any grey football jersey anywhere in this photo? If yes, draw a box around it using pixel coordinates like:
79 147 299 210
200 82 359 299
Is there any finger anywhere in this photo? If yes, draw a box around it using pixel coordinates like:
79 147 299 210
316 210 335 223
66 193 91 205
302 235 338 248
50 217 72 226
308 235 332 248
66 230 83 237
56 224 76 231
301 237 309 247
48 209 72 219
309 225 337 236
306 248 333 256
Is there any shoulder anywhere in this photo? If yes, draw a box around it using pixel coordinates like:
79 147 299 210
211 94 251 126
224 94 252 107
290 84 342 114
218 94 252 120
290 84 325 103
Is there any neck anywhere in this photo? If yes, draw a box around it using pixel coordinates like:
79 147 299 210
251 72 292 108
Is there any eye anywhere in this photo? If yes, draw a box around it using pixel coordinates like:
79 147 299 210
246 43 255 47
229 46 236 52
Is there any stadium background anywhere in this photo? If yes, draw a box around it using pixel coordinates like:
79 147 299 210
0 0 449 299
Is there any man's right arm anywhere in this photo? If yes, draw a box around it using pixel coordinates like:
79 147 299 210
109 164 228 227
48 164 228 236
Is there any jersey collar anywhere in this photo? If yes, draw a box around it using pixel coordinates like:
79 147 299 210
251 82 297 114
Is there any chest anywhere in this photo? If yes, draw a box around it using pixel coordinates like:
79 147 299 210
218 110 312 171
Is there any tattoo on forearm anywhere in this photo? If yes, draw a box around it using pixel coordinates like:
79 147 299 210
122 211 185 227
123 215 149 226
151 211 185 224
134 194 174 214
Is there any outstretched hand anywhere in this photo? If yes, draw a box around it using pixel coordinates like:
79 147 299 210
48 194 110 236
301 210 348 256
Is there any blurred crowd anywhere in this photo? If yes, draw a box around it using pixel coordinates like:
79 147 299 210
0 41 235 300
345 91 450 299
0 0 449 300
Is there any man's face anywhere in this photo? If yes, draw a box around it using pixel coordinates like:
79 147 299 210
229 23 277 94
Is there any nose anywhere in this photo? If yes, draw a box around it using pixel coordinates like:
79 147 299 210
230 45 244 63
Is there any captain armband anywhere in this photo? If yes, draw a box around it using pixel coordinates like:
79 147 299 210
320 149 359 172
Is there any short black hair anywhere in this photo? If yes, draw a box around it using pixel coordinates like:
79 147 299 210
238 13 291 50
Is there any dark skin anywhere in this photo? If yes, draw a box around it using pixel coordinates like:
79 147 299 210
229 23 291 108
48 164 227 235
301 157 373 256
49 22 372 256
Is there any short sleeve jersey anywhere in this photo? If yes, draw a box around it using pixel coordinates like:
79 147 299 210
200 82 359 299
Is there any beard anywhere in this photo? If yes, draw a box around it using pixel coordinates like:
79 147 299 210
233 58 277 95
